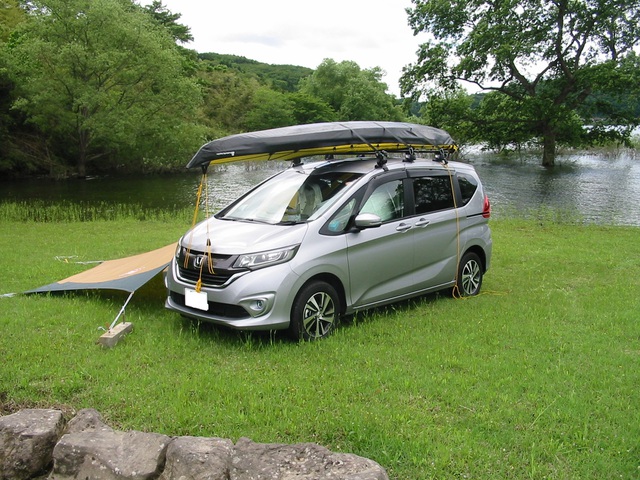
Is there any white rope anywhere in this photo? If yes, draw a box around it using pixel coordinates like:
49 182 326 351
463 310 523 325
55 255 103 265
108 291 135 331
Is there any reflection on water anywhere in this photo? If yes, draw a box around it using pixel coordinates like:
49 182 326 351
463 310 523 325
1 151 639 226
0 162 288 212
466 148 640 226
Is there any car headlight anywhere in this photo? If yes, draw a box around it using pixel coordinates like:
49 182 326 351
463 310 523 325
233 245 299 270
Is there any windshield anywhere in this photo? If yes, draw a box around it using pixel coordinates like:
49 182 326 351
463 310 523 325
220 169 362 224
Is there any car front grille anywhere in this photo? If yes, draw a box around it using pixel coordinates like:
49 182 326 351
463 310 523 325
176 248 246 288
177 266 235 287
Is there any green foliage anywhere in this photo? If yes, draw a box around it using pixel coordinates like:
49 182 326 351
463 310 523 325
403 0 640 165
288 92 336 124
196 66 260 136
0 200 193 222
141 0 193 44
241 89 339 131
199 52 313 93
242 87 295 131
419 87 477 145
0 0 25 42
300 59 406 121
5 0 205 176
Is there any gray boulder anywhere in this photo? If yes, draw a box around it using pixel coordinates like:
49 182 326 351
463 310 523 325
159 436 234 480
0 408 65 480
64 407 113 434
230 437 389 480
50 428 170 479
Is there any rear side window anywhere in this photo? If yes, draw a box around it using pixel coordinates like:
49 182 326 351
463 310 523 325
457 173 479 206
413 176 454 214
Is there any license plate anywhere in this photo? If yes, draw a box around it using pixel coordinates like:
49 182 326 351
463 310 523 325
185 288 209 311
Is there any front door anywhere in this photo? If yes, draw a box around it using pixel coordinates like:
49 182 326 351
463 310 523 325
346 177 416 308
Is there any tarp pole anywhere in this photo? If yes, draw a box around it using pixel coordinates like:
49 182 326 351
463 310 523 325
109 291 135 331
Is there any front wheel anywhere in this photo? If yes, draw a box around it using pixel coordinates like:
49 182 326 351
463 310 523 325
290 281 340 341
454 252 483 297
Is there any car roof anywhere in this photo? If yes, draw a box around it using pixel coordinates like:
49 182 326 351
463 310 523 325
297 155 476 177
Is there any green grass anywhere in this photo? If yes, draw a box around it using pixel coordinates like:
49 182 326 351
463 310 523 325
0 205 639 479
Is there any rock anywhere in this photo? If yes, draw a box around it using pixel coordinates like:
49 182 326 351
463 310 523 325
159 436 234 480
231 437 389 480
64 408 113 434
50 429 171 479
0 408 65 480
0 409 390 480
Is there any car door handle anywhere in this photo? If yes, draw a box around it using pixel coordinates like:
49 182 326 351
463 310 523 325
415 218 430 228
396 223 412 233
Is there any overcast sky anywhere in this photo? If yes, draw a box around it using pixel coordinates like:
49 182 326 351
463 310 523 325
147 0 427 96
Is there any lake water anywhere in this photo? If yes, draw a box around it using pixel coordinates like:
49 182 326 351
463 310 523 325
468 148 640 226
1 149 639 227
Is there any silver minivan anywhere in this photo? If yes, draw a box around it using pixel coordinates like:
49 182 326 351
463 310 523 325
165 122 492 340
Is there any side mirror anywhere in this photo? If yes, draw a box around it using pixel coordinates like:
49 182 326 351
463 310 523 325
354 213 382 229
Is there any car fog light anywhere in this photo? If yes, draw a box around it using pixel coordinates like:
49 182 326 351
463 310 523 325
238 293 276 317
239 294 275 318
250 299 267 313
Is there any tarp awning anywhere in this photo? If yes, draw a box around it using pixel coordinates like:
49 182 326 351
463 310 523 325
26 243 176 294
187 121 457 168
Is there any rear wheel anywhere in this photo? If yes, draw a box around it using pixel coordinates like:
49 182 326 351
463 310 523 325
455 252 483 297
290 281 340 341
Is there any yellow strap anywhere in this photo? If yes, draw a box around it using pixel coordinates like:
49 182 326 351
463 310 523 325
184 172 215 294
184 172 206 269
444 163 462 299
203 175 215 275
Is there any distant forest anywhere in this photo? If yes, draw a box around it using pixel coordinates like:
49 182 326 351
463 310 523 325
197 53 314 93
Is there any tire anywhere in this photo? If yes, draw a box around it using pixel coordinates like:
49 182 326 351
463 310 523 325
290 281 340 341
454 252 483 297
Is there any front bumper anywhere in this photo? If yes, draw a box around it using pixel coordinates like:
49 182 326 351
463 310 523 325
164 258 298 331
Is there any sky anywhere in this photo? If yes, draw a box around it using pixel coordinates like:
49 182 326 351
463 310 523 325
147 0 427 96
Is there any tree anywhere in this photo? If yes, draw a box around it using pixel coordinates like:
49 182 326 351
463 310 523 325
6 0 204 176
418 87 477 145
196 64 261 136
241 89 338 131
0 0 28 172
242 87 295 131
141 0 193 44
198 52 314 93
0 0 26 42
288 92 336 124
402 0 640 166
300 59 405 122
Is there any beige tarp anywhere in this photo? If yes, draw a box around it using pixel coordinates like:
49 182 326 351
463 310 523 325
26 243 177 294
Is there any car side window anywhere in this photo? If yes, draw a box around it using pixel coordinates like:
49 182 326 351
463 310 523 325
413 176 454 214
326 198 357 233
457 173 478 206
360 180 404 222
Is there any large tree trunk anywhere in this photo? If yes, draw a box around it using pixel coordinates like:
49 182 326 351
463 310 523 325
541 126 556 167
77 123 89 178
77 149 87 178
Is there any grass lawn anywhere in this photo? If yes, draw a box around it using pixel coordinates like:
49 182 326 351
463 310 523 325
0 207 638 479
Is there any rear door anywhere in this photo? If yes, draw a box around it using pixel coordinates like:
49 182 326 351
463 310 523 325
407 170 460 290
